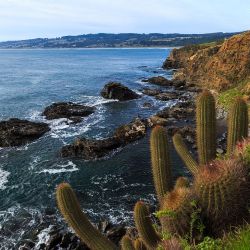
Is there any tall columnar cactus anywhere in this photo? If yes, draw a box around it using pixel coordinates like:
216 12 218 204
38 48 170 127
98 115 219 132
196 90 216 165
159 187 202 240
194 158 249 236
173 133 198 174
56 183 117 250
227 97 249 155
134 238 147 250
121 235 135 250
134 201 161 249
150 126 173 202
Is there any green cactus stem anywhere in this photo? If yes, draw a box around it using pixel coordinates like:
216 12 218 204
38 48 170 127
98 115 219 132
134 238 147 250
196 90 216 165
194 158 249 236
173 133 198 174
121 235 135 250
134 201 161 249
56 183 117 250
227 97 249 155
150 126 173 202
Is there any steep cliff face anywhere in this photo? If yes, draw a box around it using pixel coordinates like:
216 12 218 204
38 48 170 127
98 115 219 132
163 32 250 90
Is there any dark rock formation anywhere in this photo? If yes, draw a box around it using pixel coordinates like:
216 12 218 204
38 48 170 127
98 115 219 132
154 91 180 101
144 76 171 86
61 137 122 160
43 102 95 123
142 88 162 96
101 82 139 101
61 118 147 160
142 88 182 101
0 118 50 147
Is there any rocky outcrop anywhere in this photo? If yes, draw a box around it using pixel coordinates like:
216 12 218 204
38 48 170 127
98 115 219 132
142 88 184 101
147 115 168 127
143 76 171 86
43 102 95 123
61 137 122 159
142 88 162 96
101 82 139 101
157 101 195 121
163 31 250 90
61 118 147 160
0 118 50 147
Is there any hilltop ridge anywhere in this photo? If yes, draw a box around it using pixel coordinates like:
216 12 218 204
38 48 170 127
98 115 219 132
0 32 239 48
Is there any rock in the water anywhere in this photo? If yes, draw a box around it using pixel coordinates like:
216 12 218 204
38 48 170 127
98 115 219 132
61 118 147 160
154 91 180 101
145 76 172 86
0 118 50 147
61 137 122 160
157 102 195 120
101 82 139 101
142 88 162 96
42 102 95 123
114 118 147 144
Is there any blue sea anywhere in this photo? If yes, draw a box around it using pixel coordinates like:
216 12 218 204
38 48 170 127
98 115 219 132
0 48 187 248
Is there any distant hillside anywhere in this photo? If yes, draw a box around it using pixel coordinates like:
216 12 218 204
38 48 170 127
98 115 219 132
0 32 240 49
163 31 250 91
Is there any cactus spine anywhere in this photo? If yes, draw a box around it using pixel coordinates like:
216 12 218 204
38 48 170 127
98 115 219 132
196 90 216 165
227 97 249 155
121 235 135 250
134 238 147 250
56 183 117 250
134 201 161 249
150 126 173 202
173 133 198 174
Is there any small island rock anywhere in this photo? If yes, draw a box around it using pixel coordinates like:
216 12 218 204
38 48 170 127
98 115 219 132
101 82 139 101
42 102 95 123
0 118 50 147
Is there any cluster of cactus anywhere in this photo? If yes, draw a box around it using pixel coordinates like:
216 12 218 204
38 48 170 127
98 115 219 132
55 90 249 249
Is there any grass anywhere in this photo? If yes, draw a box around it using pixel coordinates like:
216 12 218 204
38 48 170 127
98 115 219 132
178 224 250 250
224 225 250 250
217 87 245 110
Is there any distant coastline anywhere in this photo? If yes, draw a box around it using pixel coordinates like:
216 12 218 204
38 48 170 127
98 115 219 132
0 32 241 49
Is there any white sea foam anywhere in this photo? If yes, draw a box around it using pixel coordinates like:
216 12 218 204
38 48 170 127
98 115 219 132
35 225 54 248
28 156 41 170
37 161 78 174
0 167 10 190
74 95 118 107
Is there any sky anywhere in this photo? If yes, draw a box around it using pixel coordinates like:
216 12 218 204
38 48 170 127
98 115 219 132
0 0 250 41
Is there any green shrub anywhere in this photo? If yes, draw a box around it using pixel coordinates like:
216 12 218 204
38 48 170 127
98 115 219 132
218 88 243 110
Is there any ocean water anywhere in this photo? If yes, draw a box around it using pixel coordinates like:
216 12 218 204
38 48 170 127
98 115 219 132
0 48 187 248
